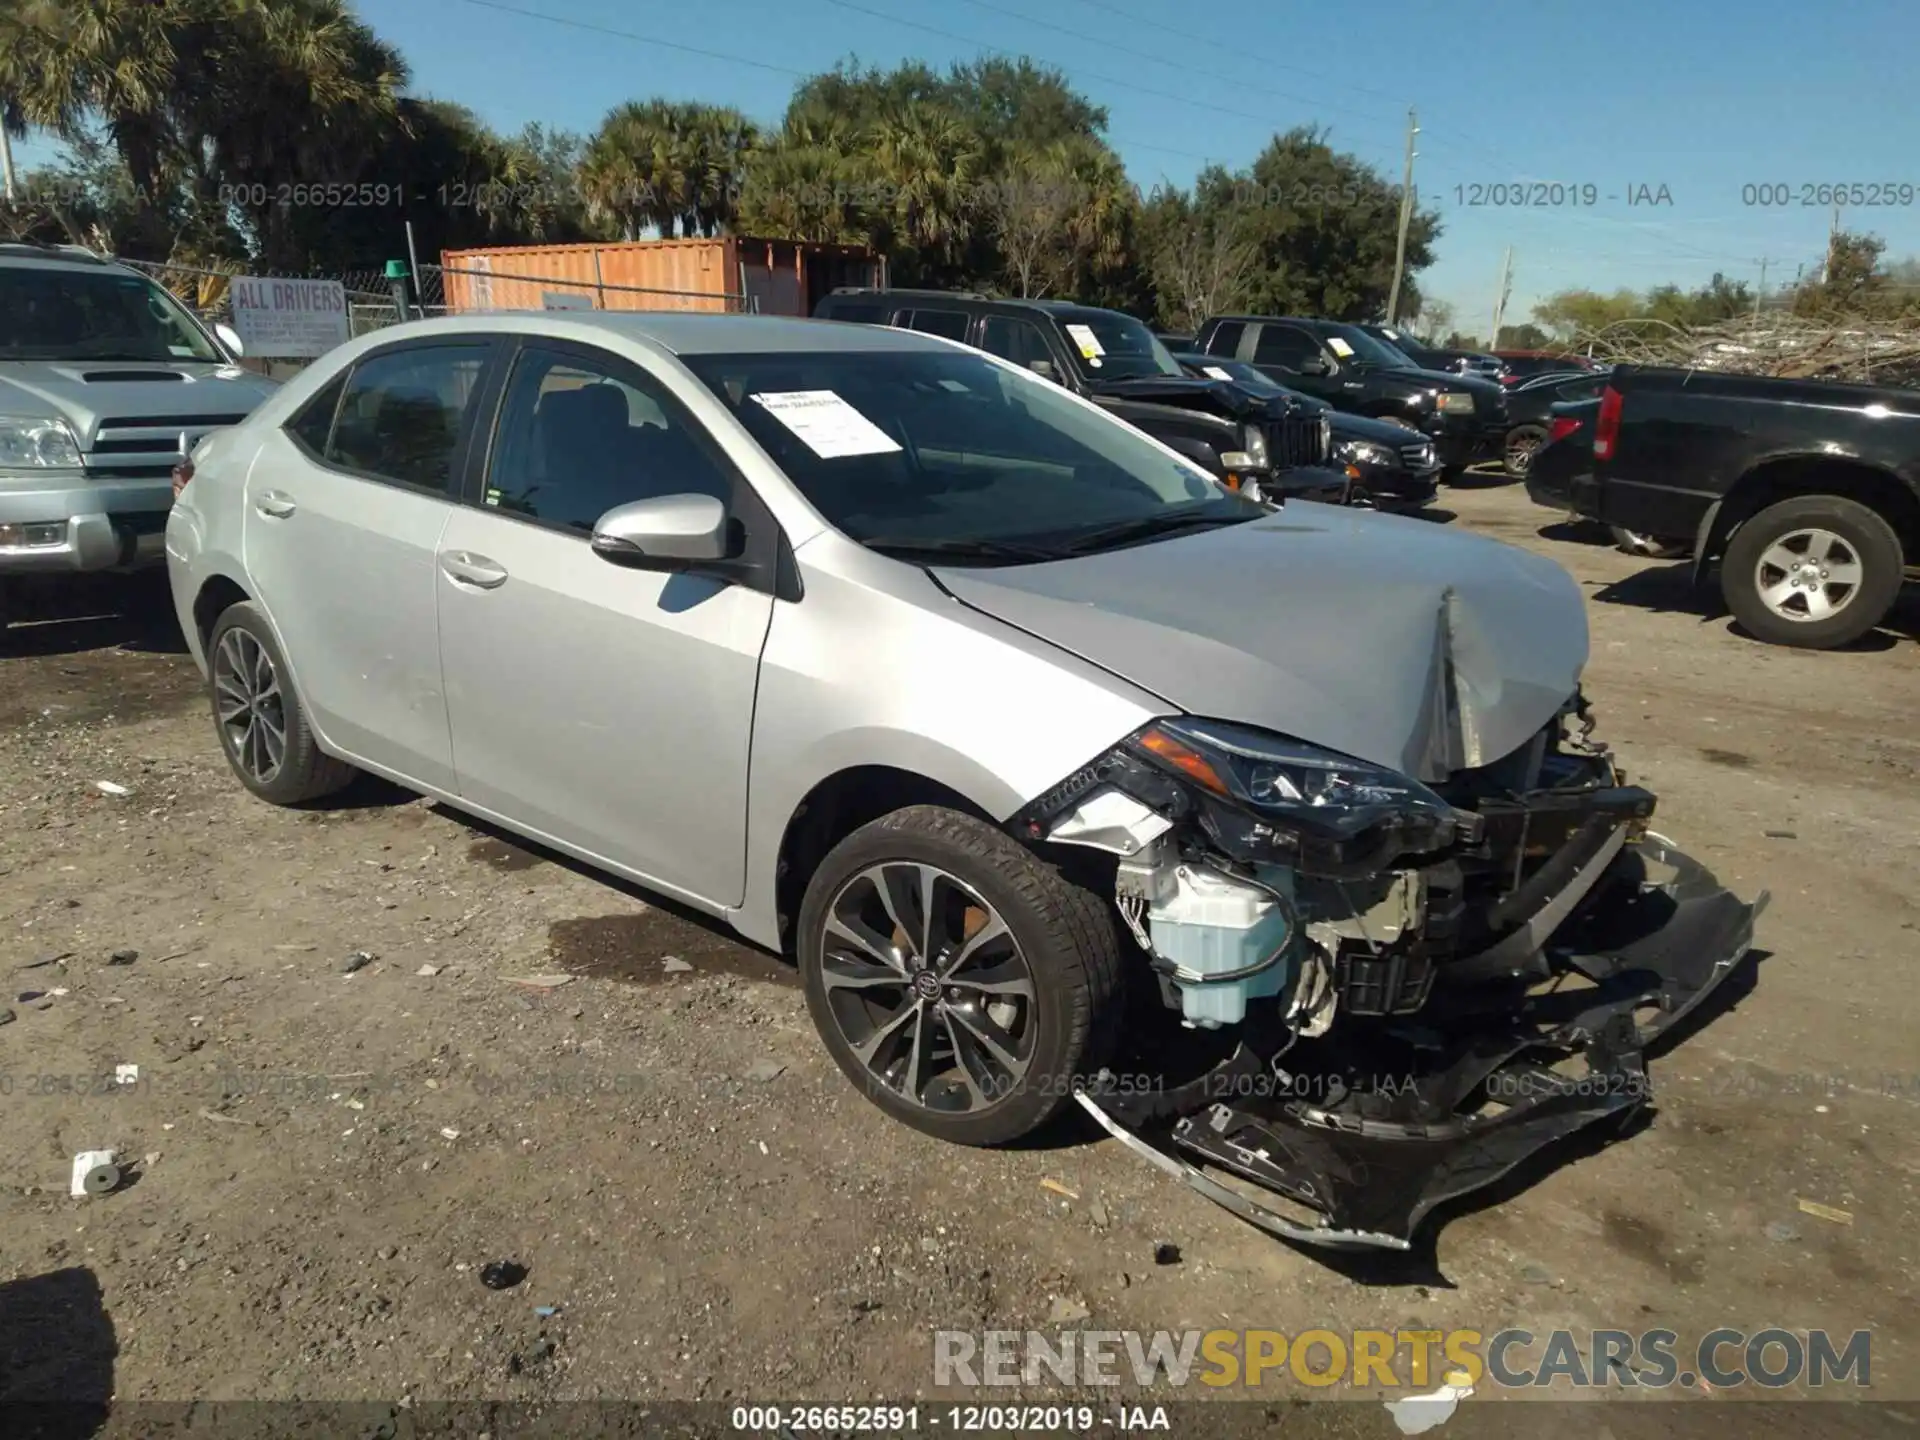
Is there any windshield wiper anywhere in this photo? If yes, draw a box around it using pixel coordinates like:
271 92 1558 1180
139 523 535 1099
1047 508 1251 556
862 535 1061 565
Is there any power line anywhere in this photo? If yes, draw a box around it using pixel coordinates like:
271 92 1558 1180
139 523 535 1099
819 0 1403 163
451 0 1226 164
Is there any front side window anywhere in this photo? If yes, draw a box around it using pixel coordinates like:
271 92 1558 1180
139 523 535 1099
0 266 221 362
1252 326 1321 369
483 346 732 531
979 316 1058 375
683 348 1261 563
327 345 486 493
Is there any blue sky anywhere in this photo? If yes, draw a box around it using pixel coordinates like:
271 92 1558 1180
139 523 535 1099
14 0 1920 326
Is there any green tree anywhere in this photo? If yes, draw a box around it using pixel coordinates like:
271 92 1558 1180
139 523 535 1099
1494 322 1550 349
1532 288 1644 338
1168 128 1440 320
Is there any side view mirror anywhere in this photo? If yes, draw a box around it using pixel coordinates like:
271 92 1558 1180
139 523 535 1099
1028 358 1057 380
591 493 734 570
214 322 245 358
1298 354 1332 376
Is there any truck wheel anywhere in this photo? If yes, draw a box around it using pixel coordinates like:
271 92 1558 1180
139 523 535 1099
797 805 1123 1147
1504 425 1547 477
1720 495 1904 650
1609 526 1692 559
206 602 358 804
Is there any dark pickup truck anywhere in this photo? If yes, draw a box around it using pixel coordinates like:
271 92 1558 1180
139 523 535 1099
1191 314 1510 473
1527 365 1918 649
813 289 1348 505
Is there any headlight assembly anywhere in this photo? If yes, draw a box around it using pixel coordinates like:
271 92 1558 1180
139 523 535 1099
1334 438 1396 469
1240 422 1270 469
0 416 84 471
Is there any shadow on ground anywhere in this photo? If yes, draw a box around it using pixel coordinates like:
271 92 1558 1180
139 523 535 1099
0 1266 115 1437
0 572 188 658
1591 562 1917 649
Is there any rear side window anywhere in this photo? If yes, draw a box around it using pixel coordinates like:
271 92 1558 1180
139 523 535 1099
821 300 887 324
326 345 487 493
286 375 345 457
901 309 970 341
1203 320 1245 357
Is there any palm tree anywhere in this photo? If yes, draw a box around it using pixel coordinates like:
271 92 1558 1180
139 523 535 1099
867 102 983 278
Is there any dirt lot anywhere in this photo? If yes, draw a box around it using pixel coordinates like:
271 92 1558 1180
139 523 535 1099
1 482 1916 1432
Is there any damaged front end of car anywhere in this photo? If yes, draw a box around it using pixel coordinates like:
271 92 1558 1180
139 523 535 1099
1012 696 1768 1251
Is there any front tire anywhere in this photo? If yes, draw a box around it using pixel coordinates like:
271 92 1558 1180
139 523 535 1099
206 601 356 804
1719 495 1904 650
1504 424 1547 478
797 805 1123 1146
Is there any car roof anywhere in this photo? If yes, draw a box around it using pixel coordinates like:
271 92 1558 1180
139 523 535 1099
0 243 123 273
1206 314 1354 333
356 310 951 357
820 290 1144 325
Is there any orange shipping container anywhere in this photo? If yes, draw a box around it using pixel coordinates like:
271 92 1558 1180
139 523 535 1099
437 237 882 318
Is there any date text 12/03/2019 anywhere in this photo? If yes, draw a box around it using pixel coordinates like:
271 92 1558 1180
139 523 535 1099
727 1404 1171 1432
1451 182 1673 207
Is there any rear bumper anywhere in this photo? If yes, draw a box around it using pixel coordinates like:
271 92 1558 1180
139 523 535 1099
0 478 174 574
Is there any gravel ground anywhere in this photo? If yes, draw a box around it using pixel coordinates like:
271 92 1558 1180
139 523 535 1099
0 482 1915 1433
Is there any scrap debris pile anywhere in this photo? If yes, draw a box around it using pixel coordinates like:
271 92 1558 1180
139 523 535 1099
1578 315 1920 390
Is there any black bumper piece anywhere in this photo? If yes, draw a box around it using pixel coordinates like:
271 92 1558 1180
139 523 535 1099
1076 837 1767 1251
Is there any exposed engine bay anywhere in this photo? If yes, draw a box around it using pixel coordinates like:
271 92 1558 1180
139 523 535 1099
1014 694 1768 1251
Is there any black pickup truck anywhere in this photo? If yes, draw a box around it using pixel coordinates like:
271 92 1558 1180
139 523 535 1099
1191 314 1510 473
1526 365 1918 649
813 289 1348 504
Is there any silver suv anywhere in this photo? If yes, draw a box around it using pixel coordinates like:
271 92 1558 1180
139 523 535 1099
0 244 275 624
166 312 1762 1251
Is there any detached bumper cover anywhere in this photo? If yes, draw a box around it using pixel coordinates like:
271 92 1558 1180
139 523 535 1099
1078 837 1767 1251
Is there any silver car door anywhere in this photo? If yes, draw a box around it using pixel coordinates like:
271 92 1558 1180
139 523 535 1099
435 340 776 907
242 340 495 792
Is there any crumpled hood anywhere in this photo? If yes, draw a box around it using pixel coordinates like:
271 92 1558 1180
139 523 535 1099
0 361 276 446
934 508 1588 781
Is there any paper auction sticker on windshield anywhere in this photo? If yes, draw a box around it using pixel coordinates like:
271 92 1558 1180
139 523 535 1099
1204 366 1234 380
751 390 902 459
1327 336 1355 357
1065 323 1106 359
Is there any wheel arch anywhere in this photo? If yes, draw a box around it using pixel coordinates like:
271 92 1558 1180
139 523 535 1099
1707 455 1920 561
765 763 1002 959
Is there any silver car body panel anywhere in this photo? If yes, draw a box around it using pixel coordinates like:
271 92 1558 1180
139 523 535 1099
932 504 1590 781
168 310 1582 947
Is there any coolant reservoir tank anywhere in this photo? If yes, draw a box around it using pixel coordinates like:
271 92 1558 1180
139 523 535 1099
1147 865 1294 1029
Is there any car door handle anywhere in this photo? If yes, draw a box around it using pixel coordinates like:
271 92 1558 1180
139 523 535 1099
439 551 509 590
254 490 297 519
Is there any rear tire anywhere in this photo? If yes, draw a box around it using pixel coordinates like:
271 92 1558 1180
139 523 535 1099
206 601 356 804
1720 495 1904 650
797 805 1123 1147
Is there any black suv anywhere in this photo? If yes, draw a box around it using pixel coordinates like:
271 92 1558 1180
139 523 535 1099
1192 315 1510 473
813 290 1347 504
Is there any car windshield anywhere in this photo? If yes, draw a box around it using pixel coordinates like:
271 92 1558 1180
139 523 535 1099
1178 355 1287 395
0 266 222 362
1337 326 1421 370
1055 310 1185 381
684 348 1263 563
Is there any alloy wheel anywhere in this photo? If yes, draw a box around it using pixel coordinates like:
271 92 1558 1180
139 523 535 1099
1754 527 1863 623
818 862 1037 1114
1505 427 1544 476
213 628 287 784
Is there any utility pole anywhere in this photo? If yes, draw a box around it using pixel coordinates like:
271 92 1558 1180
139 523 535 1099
1385 108 1419 324
1489 246 1513 348
0 120 16 204
1753 257 1769 324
